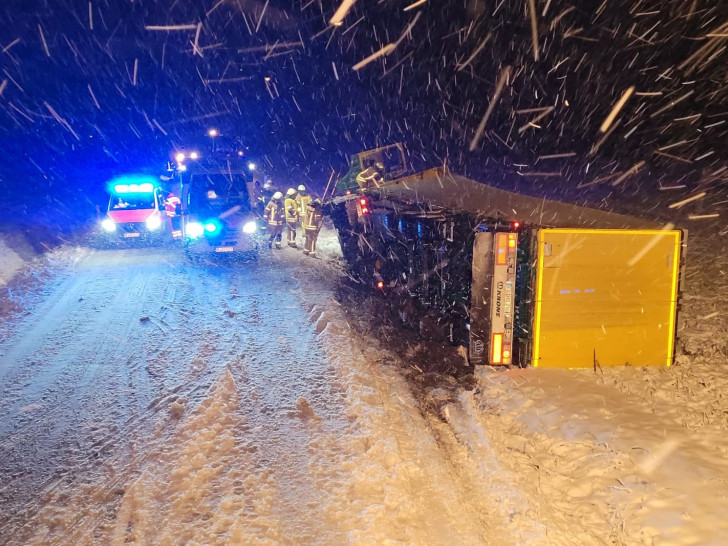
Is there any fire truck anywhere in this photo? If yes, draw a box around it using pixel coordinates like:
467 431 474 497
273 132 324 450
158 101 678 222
327 144 686 368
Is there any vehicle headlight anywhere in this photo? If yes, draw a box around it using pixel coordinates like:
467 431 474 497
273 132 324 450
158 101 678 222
186 221 204 238
146 215 162 231
242 221 257 234
101 218 116 232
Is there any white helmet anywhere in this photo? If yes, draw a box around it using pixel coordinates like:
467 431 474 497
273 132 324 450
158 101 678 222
263 181 272 190
272 191 283 200
286 188 296 196
297 184 306 192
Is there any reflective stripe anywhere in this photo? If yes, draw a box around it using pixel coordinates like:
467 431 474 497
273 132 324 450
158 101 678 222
297 194 311 217
265 201 284 226
284 197 299 222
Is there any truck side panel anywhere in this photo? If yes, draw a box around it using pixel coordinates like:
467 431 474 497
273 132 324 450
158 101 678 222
532 229 682 368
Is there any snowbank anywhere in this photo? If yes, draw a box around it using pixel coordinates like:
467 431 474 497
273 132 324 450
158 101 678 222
0 237 27 286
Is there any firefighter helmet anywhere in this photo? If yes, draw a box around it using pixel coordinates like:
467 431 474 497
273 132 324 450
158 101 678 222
286 188 296 196
375 162 384 171
263 181 272 190
297 184 306 192
272 191 283 200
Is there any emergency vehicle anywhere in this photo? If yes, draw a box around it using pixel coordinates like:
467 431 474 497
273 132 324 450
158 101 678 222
179 155 260 257
327 144 686 368
100 175 173 243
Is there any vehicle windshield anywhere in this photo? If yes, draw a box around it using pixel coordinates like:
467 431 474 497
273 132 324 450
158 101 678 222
108 194 156 211
189 174 251 215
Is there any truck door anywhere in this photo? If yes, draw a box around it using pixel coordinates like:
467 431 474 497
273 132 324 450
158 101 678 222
531 228 682 368
469 231 518 365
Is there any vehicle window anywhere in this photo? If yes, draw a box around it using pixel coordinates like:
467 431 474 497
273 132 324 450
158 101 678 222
109 195 156 211
189 174 250 214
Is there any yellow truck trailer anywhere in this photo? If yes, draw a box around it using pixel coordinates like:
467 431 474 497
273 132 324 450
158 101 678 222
328 146 684 368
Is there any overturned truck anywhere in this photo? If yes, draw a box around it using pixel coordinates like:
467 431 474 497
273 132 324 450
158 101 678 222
326 146 685 369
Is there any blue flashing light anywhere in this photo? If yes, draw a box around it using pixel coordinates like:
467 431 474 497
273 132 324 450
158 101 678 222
108 174 157 195
114 183 154 194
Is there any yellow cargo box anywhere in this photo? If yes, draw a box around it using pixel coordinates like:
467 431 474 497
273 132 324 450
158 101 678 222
532 229 682 368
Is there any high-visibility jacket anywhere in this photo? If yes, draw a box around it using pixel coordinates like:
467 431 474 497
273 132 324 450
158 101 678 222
263 199 285 226
284 196 299 223
302 205 324 231
296 193 311 218
165 194 181 216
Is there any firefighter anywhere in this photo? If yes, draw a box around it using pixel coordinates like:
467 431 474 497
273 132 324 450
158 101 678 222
256 180 274 223
302 198 324 257
284 187 299 247
356 161 384 189
296 184 311 220
263 191 285 249
253 181 263 215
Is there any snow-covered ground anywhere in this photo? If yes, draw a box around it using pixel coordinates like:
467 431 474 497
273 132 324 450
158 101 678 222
0 228 510 544
0 238 25 286
1 218 727 544
316 220 728 545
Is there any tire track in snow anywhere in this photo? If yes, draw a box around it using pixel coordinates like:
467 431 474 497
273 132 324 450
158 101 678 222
0 249 268 544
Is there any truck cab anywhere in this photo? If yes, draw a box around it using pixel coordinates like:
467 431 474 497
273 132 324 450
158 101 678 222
334 143 408 195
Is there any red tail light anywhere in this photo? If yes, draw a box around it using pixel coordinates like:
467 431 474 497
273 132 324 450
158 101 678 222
512 221 520 229
376 281 384 289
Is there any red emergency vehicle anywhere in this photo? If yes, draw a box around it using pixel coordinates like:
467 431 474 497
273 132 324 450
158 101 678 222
100 175 174 243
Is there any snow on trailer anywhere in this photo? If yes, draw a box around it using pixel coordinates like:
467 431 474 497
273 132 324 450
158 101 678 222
327 156 685 369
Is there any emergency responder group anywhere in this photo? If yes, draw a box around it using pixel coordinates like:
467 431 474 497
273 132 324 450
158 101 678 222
260 183 324 256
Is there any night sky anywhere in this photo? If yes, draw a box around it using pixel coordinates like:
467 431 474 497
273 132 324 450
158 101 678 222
0 0 726 225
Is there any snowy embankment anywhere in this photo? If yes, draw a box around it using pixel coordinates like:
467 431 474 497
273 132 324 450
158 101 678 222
0 230 88 322
0 234 30 286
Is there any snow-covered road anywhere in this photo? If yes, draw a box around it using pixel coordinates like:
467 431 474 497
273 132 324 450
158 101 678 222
0 234 516 545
